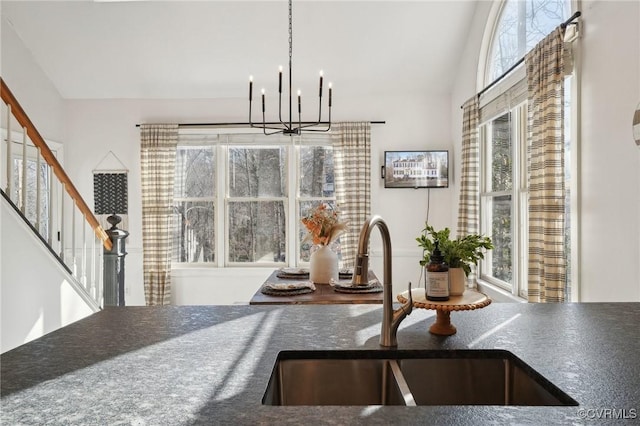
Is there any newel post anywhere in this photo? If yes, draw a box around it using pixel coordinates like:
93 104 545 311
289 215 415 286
103 214 129 306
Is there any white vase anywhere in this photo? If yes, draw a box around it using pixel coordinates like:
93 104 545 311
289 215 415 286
449 267 466 296
309 245 338 284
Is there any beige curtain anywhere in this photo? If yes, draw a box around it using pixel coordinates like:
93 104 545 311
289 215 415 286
457 96 480 237
140 124 178 305
526 27 566 303
332 122 371 268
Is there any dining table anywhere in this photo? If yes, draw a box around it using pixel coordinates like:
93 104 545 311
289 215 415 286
248 269 383 305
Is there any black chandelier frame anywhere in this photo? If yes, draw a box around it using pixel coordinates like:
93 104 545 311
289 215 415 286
248 0 332 136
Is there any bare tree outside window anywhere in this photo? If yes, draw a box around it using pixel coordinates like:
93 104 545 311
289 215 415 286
13 158 50 237
489 114 513 283
171 146 215 263
172 135 335 267
489 0 569 80
228 146 286 264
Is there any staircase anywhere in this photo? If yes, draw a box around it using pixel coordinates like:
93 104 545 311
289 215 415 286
1 78 111 352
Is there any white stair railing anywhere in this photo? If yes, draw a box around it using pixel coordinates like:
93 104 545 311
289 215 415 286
1 78 110 308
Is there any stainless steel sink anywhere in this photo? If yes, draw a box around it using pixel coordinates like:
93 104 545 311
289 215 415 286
262 357 413 406
262 350 578 406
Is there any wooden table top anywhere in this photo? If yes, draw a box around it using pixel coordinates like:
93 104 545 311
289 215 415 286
249 270 383 305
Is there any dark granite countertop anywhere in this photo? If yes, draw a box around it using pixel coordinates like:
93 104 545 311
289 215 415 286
2 303 639 425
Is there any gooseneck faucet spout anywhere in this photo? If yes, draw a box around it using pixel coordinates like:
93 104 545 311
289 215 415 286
352 215 413 347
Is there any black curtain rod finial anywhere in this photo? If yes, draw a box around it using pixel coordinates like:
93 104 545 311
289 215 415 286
561 11 581 28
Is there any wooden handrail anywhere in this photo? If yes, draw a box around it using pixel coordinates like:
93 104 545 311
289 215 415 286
1 78 112 251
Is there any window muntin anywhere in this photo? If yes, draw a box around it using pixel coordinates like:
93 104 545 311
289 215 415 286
227 146 288 265
480 109 523 291
172 134 335 268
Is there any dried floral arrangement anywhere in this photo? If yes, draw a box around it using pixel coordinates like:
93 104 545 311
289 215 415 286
301 203 348 246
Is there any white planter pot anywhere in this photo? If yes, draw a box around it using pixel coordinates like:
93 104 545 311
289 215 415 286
449 267 466 296
309 245 338 284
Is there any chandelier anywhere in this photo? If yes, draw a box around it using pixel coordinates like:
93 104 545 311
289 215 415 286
248 0 332 136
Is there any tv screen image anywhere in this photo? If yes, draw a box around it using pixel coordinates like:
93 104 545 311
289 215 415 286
384 150 449 188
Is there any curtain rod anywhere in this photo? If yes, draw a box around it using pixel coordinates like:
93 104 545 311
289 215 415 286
460 10 581 109
135 121 385 128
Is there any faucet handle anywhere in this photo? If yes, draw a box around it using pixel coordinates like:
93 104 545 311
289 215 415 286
351 253 370 286
404 282 413 314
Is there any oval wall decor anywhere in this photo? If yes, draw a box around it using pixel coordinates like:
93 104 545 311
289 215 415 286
634 101 640 148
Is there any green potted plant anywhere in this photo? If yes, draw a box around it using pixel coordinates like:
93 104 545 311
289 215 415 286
416 224 493 295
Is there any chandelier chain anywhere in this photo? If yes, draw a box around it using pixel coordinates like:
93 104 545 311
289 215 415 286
288 0 292 64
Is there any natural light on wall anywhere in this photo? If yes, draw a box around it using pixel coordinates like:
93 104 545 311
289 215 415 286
61 279 94 326
24 309 45 345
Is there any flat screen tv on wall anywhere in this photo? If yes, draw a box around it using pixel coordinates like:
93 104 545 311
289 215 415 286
383 150 449 189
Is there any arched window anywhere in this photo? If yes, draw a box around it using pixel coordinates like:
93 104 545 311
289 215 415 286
477 0 573 300
487 0 570 81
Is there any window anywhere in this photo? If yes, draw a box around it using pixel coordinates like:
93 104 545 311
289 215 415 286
298 145 335 261
227 145 287 264
171 132 335 267
4 130 54 241
487 0 570 80
172 144 216 263
478 0 572 298
480 105 528 295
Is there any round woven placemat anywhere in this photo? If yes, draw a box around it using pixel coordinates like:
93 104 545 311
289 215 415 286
276 272 310 279
276 268 310 279
260 286 314 296
333 283 383 294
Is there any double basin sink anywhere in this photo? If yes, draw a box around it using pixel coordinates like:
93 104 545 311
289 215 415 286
263 349 578 406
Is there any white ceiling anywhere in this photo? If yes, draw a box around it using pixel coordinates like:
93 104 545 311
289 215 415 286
2 1 478 100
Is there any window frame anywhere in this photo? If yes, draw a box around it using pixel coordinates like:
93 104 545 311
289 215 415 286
2 129 61 251
476 0 578 301
479 102 528 298
171 131 335 269
172 144 217 265
224 143 290 267
295 143 337 263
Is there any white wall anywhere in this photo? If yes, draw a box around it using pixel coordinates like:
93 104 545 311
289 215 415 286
451 0 640 302
1 19 97 353
1 198 97 353
63 91 455 305
577 0 640 301
1 20 65 142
